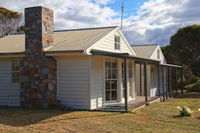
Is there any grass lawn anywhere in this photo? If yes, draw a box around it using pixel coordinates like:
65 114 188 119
0 93 200 133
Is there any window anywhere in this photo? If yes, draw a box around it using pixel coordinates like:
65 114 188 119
105 59 118 101
114 35 120 50
157 49 160 59
12 61 20 83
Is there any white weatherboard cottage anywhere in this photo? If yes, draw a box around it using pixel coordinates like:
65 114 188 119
0 6 181 110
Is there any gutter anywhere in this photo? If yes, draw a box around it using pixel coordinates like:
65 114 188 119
90 50 160 64
160 63 182 68
0 52 26 58
45 50 85 56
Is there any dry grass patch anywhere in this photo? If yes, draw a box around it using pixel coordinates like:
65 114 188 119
0 93 200 133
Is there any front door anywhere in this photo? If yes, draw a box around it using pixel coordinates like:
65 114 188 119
105 59 118 102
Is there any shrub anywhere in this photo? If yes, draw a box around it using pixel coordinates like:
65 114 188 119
185 79 200 92
177 106 192 117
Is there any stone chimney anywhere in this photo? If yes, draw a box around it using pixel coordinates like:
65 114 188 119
25 6 54 53
20 6 57 108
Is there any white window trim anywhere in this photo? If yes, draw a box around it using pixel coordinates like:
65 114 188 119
11 61 20 84
114 35 120 50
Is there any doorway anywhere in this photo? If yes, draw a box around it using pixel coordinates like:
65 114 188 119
105 59 118 102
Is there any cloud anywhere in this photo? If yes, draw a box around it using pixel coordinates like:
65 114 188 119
95 0 114 5
123 0 200 45
0 0 120 29
0 0 200 45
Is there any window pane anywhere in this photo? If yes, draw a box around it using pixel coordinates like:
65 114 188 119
112 62 117 69
16 72 20 82
115 42 117 49
117 43 120 49
111 80 117 90
112 69 117 79
157 50 160 59
105 62 111 69
105 69 108 79
108 69 112 79
106 91 111 101
16 65 20 71
111 90 117 100
12 61 20 83
12 63 16 71
114 36 120 50
106 80 111 91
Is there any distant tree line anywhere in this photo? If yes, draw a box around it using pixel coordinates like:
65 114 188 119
162 25 200 91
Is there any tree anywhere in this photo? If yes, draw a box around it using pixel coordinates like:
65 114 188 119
162 25 200 84
17 25 25 33
0 7 22 37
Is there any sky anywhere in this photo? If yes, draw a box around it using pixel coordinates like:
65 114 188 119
0 0 200 46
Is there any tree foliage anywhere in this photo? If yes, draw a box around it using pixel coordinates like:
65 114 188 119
0 7 22 37
17 25 25 33
162 25 200 84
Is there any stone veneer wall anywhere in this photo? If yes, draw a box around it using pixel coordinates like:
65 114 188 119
20 6 57 108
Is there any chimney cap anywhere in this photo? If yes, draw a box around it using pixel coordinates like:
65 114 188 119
25 6 53 11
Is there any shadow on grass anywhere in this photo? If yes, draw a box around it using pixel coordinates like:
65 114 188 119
173 115 191 118
39 112 121 124
0 107 121 127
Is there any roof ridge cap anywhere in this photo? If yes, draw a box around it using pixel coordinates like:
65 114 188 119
54 26 118 32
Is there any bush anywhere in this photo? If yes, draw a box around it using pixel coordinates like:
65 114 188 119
177 106 192 117
185 79 200 92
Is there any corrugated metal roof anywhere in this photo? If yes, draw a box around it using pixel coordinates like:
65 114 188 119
131 45 158 58
0 34 25 53
0 26 116 53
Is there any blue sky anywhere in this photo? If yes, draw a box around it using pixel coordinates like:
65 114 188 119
1 0 200 45
108 0 147 17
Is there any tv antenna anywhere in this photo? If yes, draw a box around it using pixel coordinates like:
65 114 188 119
121 0 124 29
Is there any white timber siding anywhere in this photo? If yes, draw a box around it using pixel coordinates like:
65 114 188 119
150 46 166 64
135 64 144 96
135 64 153 97
90 56 104 109
87 28 135 55
150 65 158 97
160 68 164 94
147 65 151 96
0 59 20 107
159 67 168 95
56 56 90 110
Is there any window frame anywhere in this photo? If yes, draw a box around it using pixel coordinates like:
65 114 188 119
105 58 118 102
11 61 20 83
157 49 160 59
114 35 121 50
